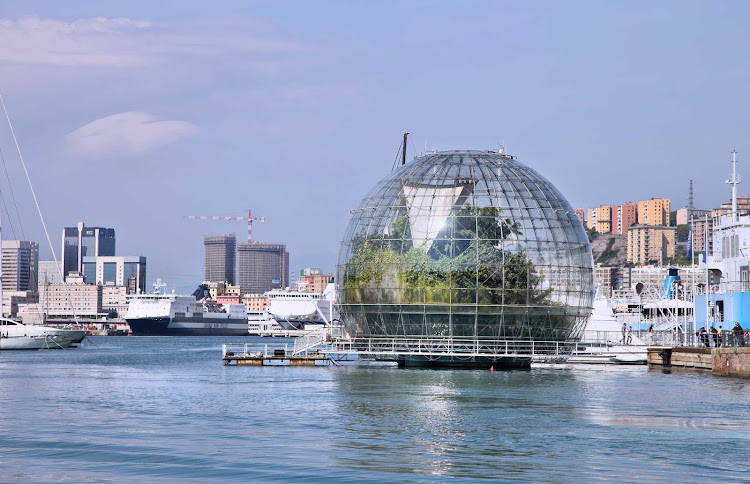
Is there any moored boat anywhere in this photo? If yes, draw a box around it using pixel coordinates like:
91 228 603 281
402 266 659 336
0 319 87 350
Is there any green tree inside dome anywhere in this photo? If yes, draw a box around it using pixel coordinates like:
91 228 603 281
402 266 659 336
343 204 552 306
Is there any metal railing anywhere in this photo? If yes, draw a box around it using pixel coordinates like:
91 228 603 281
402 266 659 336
580 330 683 347
223 342 296 358
292 324 348 355
322 336 576 360
685 331 749 348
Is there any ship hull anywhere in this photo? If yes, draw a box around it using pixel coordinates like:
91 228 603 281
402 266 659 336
0 329 87 350
126 317 249 336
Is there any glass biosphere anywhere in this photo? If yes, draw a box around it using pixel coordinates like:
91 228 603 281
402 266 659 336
336 150 593 343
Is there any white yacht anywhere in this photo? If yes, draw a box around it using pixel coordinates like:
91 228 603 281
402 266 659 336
0 319 87 350
267 282 338 331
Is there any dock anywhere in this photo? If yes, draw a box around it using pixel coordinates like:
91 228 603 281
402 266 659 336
648 346 750 377
222 343 334 366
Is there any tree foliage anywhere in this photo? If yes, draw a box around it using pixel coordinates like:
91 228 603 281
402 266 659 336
344 204 551 306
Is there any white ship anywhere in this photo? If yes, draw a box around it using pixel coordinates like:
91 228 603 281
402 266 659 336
0 319 87 350
267 282 338 331
125 280 248 336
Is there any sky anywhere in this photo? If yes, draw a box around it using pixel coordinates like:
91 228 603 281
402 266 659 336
0 1 748 292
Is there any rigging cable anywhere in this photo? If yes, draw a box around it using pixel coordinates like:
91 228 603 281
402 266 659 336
0 144 37 292
0 161 18 240
0 91 79 324
0 144 29 241
391 139 405 172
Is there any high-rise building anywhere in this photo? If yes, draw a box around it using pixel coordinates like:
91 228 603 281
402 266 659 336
626 225 676 265
637 198 671 226
595 205 613 233
204 234 236 285
61 222 115 277
2 240 39 292
81 256 147 294
237 243 289 295
614 202 637 234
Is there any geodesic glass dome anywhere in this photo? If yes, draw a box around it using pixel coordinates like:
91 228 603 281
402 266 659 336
336 150 593 343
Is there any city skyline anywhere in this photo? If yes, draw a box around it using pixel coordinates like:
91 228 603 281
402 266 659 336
0 1 748 291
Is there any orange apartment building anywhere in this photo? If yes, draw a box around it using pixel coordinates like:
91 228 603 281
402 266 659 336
637 198 670 226
626 224 676 264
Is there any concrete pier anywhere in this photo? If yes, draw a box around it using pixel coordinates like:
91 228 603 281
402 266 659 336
648 346 750 378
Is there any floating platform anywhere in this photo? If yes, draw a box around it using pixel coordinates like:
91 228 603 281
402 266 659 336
222 343 333 366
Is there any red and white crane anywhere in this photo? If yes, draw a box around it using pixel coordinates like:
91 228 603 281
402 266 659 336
184 209 265 243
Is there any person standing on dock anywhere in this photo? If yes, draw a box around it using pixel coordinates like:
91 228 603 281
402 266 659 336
718 325 723 347
627 326 633 345
622 322 627 345
699 327 709 348
711 326 719 347
733 322 744 347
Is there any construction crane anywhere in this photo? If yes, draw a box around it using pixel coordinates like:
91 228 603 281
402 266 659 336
185 209 265 243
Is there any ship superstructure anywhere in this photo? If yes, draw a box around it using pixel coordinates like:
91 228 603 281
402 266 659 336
267 282 338 331
125 279 248 336
695 151 750 328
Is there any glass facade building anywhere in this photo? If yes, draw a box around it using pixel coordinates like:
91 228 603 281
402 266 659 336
81 256 147 294
1 240 39 292
61 223 116 276
337 150 593 350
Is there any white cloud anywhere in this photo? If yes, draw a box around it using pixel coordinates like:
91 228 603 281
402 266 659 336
66 112 199 159
0 15 308 67
0 16 152 66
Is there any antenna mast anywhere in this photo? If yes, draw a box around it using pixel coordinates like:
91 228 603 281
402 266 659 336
727 151 740 222
402 131 409 165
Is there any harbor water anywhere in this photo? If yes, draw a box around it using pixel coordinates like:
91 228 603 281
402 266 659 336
2 337 750 482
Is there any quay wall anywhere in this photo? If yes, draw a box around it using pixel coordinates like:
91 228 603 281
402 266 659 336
713 347 750 378
648 347 750 378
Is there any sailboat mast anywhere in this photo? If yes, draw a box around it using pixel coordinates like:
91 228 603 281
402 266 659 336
0 196 3 318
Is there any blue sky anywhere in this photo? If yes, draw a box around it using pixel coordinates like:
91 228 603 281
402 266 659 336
0 1 748 290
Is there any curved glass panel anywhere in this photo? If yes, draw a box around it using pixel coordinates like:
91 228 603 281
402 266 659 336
337 150 593 342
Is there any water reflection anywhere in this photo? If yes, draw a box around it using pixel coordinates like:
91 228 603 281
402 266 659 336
331 368 589 480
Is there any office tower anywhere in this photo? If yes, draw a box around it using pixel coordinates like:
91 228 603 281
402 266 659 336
81 256 147 294
1 240 39 292
204 234 236 285
61 222 115 276
237 243 289 295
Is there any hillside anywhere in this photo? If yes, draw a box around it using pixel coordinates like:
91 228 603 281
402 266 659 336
589 233 627 266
